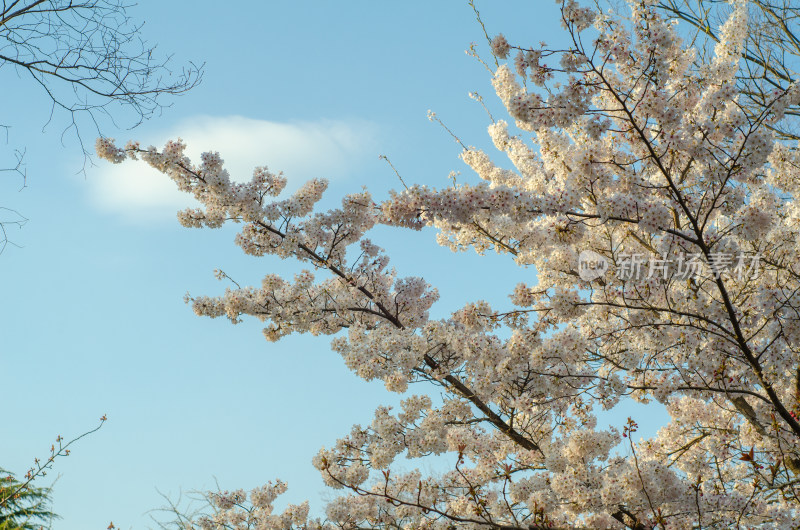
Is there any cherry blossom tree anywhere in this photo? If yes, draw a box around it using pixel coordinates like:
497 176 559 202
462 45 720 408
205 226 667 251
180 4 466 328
101 0 800 527
657 0 800 140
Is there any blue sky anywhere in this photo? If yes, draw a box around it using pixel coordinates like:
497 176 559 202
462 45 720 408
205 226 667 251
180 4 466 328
1 2 665 528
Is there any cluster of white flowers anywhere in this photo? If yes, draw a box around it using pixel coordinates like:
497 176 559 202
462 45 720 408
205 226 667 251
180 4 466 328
489 33 510 59
178 482 321 530
100 0 800 527
95 137 126 163
561 0 596 32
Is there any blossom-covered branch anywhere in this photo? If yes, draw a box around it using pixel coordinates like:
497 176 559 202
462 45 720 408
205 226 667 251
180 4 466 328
101 0 800 527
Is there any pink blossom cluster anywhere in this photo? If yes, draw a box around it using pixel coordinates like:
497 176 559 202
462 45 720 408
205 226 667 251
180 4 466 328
99 0 800 526
187 482 319 530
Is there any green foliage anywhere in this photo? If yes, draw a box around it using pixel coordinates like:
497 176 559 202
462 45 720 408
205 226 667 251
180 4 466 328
0 470 56 530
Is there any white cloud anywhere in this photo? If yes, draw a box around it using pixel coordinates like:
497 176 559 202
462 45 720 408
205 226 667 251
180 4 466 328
86 115 378 222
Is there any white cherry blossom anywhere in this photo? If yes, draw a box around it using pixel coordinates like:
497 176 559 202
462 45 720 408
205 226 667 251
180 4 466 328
101 1 800 527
